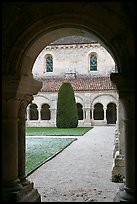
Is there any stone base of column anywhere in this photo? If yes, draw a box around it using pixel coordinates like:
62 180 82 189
3 182 41 202
113 184 135 202
120 186 135 202
113 184 124 202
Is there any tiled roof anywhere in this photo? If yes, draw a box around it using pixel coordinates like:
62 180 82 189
40 75 116 92
50 36 96 45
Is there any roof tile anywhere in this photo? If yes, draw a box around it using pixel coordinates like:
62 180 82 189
39 75 116 92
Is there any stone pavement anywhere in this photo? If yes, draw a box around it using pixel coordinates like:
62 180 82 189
28 126 121 202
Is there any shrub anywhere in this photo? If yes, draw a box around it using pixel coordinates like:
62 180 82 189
56 82 78 128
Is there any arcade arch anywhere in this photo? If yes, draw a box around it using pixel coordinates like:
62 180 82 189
2 3 134 202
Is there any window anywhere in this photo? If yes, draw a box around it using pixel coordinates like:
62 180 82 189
46 54 53 72
90 53 97 71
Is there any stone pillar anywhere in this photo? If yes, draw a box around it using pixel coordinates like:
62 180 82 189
38 108 41 121
112 100 125 182
17 95 41 202
49 99 56 127
18 95 33 185
90 107 94 125
84 107 91 126
2 98 23 201
2 76 42 202
113 102 119 158
119 97 135 202
50 108 56 126
103 106 107 124
26 106 30 121
110 73 135 202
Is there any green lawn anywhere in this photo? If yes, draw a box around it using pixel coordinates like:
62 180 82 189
26 137 77 175
26 127 93 136
25 126 93 175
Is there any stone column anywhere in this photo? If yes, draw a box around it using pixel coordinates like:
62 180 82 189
49 99 57 126
112 102 119 158
2 98 23 201
103 106 107 124
118 100 125 155
82 108 85 120
90 107 94 125
26 106 30 121
38 108 41 121
84 108 91 126
85 108 90 123
119 97 135 202
18 95 33 185
2 75 42 202
112 100 125 182
50 108 56 126
110 73 135 202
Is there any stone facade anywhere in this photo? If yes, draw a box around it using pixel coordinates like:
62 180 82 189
32 39 116 78
26 90 118 127
27 37 118 127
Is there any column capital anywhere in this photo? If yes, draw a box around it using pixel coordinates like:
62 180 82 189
19 94 33 109
2 74 42 100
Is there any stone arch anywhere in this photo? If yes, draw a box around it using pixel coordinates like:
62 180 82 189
75 95 84 106
33 95 50 108
2 3 135 202
91 94 117 106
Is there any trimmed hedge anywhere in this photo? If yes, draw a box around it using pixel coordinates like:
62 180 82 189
56 82 78 128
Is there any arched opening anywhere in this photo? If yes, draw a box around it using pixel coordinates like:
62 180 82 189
107 103 117 124
77 103 83 120
16 28 121 201
41 103 51 120
25 31 119 201
2 3 134 202
93 103 104 120
29 103 38 120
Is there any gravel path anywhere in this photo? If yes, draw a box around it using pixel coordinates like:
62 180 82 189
28 126 120 202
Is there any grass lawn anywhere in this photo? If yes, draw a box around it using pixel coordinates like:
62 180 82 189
26 127 93 136
26 137 77 175
25 126 93 175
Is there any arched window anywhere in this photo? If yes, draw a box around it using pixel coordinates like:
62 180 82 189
29 104 38 120
106 103 116 124
90 52 97 71
77 103 83 120
93 103 104 120
41 104 50 120
45 54 53 72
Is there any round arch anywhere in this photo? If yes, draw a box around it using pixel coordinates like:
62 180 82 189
5 2 131 77
17 27 120 77
2 3 135 202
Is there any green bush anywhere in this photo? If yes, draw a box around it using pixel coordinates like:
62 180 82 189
56 82 78 128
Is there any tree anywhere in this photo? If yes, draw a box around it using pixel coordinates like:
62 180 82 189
56 82 78 128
